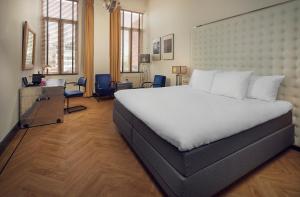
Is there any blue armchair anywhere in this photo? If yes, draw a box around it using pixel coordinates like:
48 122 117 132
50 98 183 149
142 75 166 88
64 77 87 113
95 74 116 101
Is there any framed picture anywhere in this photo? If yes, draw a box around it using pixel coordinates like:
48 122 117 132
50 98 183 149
161 33 174 60
22 21 36 70
152 38 161 61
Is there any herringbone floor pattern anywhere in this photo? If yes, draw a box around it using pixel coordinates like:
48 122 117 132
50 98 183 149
0 97 299 197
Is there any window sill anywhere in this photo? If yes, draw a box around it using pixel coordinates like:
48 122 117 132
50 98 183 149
121 72 143 74
45 73 79 76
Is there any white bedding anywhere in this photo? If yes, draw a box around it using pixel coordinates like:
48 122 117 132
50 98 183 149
114 86 292 151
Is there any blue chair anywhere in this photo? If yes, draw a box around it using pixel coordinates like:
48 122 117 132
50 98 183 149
64 77 87 113
95 74 116 101
142 75 166 88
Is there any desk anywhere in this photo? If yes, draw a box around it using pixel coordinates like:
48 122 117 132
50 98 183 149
20 79 65 128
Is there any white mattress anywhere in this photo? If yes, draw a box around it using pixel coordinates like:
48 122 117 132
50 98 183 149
114 86 292 151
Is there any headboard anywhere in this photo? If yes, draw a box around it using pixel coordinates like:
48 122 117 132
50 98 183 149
191 0 300 146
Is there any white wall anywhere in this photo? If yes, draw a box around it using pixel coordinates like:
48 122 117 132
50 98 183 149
146 0 288 85
94 0 110 75
94 0 148 87
0 0 41 141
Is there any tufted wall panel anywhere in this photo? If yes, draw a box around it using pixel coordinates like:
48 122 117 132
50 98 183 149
191 0 300 146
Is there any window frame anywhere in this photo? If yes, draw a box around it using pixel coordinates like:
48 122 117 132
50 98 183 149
42 0 79 75
120 9 143 73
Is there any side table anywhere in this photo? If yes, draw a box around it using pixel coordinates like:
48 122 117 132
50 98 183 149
116 81 133 91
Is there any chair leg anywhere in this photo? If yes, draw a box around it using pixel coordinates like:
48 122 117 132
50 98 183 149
67 105 87 113
65 97 87 113
96 95 100 102
64 97 70 113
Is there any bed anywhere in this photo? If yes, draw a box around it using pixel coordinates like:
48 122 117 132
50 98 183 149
113 86 294 197
113 1 299 196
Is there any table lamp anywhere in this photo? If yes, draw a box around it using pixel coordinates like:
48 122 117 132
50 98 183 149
42 64 51 75
172 66 187 86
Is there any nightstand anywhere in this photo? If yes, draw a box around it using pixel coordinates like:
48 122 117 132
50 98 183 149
116 81 133 91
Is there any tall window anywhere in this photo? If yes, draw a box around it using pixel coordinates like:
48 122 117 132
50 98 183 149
120 10 143 73
42 0 78 75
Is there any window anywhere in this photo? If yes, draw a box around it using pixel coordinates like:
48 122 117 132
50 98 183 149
120 10 143 73
42 0 78 75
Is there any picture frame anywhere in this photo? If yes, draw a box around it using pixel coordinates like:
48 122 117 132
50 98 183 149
152 38 161 61
22 21 36 70
161 33 174 60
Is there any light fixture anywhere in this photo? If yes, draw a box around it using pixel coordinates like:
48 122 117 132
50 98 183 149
103 0 118 13
42 64 51 75
139 54 151 86
172 66 187 86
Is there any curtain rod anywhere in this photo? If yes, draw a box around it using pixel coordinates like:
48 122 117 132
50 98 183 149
194 0 294 28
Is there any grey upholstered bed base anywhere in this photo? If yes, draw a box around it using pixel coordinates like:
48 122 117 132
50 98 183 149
113 100 294 197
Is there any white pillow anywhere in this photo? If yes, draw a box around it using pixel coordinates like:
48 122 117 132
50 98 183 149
247 75 284 101
189 69 218 92
211 71 253 99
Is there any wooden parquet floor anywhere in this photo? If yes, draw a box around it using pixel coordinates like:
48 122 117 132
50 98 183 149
0 97 299 197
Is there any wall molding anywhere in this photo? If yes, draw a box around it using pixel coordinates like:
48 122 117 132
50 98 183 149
195 0 293 28
0 123 19 156
292 145 300 152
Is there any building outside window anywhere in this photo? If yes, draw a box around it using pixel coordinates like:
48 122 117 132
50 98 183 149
120 10 143 73
42 0 78 75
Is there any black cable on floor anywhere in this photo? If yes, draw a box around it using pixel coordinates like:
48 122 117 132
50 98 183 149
0 128 29 175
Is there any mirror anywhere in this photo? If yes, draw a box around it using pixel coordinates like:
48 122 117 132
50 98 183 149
22 21 36 70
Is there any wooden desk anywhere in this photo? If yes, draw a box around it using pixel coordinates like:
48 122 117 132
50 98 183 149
20 79 65 128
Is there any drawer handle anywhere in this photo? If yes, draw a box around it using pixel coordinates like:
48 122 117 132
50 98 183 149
36 97 50 102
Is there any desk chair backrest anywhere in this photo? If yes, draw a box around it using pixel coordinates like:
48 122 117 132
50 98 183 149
153 75 166 88
78 77 87 87
77 77 87 91
95 74 112 89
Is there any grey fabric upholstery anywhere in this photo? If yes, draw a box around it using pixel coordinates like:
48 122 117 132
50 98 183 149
115 100 292 177
113 99 294 197
190 0 300 146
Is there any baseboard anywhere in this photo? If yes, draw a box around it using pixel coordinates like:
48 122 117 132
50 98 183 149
0 123 20 156
292 145 300 152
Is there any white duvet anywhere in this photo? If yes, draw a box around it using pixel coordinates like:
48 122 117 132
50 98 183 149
114 86 292 151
